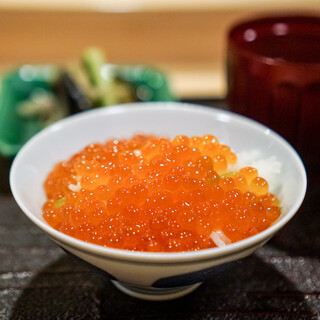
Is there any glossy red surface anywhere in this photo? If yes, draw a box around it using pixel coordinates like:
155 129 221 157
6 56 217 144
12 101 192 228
227 16 320 155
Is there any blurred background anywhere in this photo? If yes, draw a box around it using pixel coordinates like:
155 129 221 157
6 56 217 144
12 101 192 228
0 0 319 100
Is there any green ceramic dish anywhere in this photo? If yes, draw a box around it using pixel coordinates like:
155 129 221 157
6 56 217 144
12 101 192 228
0 64 174 158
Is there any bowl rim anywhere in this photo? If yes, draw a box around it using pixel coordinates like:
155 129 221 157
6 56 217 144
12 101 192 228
228 15 320 69
10 102 307 264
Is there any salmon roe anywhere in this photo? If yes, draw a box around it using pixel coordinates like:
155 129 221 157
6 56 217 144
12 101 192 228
43 134 281 252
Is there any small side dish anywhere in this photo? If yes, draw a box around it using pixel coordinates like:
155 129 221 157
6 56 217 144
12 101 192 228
43 134 281 252
0 48 174 158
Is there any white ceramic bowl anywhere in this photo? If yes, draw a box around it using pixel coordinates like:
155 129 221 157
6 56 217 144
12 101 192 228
10 102 307 301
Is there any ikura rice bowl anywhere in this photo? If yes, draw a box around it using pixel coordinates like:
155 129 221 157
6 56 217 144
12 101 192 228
43 134 282 252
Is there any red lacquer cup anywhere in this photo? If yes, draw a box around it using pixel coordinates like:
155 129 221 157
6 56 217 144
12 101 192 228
227 16 320 162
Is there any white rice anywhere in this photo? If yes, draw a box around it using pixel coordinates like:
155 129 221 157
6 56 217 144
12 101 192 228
230 150 282 192
210 230 231 247
68 181 81 192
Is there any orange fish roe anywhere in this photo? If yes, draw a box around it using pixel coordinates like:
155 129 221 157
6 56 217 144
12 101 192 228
43 134 281 252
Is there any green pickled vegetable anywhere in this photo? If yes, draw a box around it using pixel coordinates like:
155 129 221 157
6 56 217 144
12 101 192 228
220 171 238 179
54 197 65 208
81 47 106 88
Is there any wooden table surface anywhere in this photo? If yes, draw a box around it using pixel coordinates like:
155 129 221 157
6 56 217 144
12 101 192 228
0 100 319 319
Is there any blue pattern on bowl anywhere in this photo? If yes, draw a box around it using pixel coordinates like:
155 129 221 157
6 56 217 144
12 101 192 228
152 260 240 288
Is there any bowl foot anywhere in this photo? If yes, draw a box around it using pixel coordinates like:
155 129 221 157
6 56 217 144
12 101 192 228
111 280 202 301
